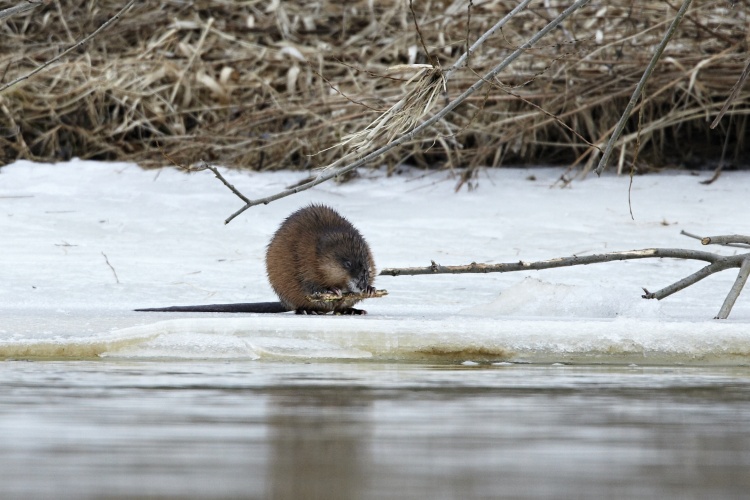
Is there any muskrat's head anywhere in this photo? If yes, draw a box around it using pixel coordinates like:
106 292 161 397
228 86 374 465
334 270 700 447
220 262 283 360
317 231 374 293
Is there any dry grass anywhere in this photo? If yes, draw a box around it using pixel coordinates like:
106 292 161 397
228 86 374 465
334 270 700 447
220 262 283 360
0 0 748 173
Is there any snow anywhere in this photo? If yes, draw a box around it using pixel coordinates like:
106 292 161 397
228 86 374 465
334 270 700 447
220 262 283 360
1 160 749 364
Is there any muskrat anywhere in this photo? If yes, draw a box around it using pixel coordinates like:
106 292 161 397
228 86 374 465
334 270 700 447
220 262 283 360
136 204 377 315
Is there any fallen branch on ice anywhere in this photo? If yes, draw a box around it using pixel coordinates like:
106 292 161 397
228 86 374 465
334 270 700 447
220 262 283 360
380 234 750 319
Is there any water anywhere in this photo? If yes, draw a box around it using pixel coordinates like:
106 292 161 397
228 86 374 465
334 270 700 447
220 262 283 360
2 360 750 499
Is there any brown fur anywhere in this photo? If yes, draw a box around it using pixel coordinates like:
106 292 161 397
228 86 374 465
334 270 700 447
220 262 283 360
266 204 376 314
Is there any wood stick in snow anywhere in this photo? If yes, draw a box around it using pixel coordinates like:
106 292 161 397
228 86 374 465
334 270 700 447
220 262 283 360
380 245 750 319
379 248 723 276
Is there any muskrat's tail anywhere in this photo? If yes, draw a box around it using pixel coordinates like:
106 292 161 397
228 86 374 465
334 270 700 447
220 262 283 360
135 302 288 313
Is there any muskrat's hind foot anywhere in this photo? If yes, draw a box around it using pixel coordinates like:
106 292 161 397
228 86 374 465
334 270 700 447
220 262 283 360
295 308 327 315
337 308 367 315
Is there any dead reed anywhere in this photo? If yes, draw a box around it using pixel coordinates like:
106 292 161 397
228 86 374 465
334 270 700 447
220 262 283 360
0 0 747 173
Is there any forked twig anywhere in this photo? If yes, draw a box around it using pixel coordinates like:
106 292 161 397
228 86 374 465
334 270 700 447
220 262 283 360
380 235 750 319
161 153 251 206
193 161 251 204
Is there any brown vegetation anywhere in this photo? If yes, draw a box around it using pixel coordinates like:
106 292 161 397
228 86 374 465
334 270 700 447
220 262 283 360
0 1 748 172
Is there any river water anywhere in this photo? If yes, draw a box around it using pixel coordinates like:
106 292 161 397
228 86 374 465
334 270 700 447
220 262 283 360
2 359 749 499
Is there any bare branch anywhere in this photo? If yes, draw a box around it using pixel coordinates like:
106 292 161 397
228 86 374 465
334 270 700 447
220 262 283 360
701 234 750 247
0 0 137 94
716 258 750 319
710 55 750 129
0 0 46 21
381 244 750 319
641 259 737 300
379 248 723 277
681 230 750 249
595 0 693 175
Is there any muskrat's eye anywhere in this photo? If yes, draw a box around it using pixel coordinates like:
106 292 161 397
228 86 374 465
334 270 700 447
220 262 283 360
342 259 352 270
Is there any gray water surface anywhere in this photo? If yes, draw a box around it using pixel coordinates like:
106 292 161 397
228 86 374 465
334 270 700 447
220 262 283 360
2 361 750 499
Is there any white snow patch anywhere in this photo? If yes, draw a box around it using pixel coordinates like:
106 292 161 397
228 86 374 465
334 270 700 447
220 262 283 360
461 277 662 319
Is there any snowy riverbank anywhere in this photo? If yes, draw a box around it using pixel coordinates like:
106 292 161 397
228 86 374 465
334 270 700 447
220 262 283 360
2 160 749 364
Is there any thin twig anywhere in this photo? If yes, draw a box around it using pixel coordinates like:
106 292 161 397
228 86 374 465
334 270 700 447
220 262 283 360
710 55 750 129
469 67 601 151
331 58 408 82
446 0 534 79
161 151 252 205
0 0 137 94
307 61 383 112
409 0 434 67
594 0 693 175
194 161 251 204
716 258 750 319
700 121 733 185
680 229 703 242
465 0 473 67
101 252 120 284
222 0 591 223
627 90 645 219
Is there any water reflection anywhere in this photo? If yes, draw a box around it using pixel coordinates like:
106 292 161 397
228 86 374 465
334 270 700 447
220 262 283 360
1 362 750 498
267 388 372 500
